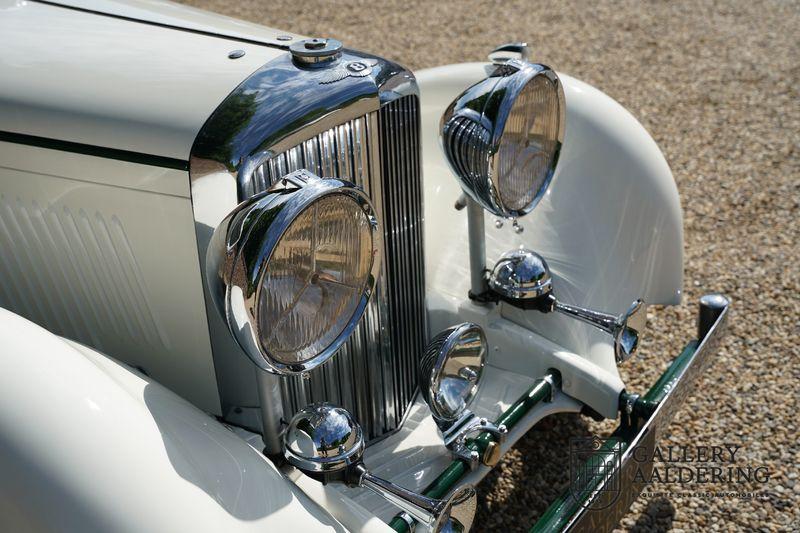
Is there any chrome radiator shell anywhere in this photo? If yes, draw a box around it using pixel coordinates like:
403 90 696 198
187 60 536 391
189 50 425 449
250 96 426 441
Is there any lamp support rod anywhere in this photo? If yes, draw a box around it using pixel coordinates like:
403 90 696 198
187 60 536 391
466 198 488 298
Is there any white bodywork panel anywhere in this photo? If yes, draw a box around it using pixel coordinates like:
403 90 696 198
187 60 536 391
0 308 341 533
50 0 307 46
0 0 291 415
418 63 683 412
0 0 281 160
0 144 221 413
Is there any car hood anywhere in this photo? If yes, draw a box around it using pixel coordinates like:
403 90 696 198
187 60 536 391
0 0 295 163
44 0 306 48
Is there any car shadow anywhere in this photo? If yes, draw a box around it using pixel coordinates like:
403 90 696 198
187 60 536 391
474 412 592 531
141 381 343 529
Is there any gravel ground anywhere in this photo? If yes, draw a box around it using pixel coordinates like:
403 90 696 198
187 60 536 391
180 1 799 530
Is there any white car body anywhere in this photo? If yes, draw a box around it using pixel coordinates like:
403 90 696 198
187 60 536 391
0 1 684 531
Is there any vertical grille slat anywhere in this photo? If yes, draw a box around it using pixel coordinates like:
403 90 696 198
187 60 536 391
248 96 424 441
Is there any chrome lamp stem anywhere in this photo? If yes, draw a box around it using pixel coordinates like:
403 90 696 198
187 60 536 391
466 198 488 297
553 300 619 335
358 466 444 528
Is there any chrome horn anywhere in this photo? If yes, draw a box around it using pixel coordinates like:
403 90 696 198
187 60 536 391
283 403 477 532
488 249 647 363
418 324 506 469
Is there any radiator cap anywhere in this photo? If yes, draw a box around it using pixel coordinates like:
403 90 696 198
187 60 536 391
290 38 342 65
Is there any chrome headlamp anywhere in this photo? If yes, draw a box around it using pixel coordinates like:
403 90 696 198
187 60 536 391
207 169 381 375
441 60 565 218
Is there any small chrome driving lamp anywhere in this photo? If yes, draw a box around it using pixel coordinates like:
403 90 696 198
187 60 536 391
489 249 647 363
283 403 477 532
418 323 507 469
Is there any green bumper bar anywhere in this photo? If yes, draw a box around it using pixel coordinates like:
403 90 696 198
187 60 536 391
530 294 730 532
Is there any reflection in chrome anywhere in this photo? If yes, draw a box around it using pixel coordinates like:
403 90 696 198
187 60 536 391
284 403 478 532
190 48 424 446
248 97 426 442
419 324 487 422
440 59 565 219
488 249 647 363
418 324 507 469
205 170 381 375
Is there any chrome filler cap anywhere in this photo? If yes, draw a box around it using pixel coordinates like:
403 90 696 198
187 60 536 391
290 38 343 65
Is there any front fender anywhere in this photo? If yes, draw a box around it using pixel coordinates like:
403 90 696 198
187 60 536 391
0 308 342 533
419 62 683 380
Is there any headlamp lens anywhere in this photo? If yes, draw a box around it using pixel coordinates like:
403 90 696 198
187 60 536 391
495 74 562 213
259 193 374 364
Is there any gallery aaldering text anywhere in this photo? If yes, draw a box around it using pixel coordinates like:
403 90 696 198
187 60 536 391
631 444 771 484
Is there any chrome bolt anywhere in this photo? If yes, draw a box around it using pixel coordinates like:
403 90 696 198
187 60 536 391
494 218 504 229
512 219 524 234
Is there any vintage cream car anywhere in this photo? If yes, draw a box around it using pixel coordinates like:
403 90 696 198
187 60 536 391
0 1 729 531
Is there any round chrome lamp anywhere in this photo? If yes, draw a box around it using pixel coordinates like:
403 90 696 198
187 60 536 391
440 60 565 219
419 323 487 422
488 249 647 363
207 169 381 375
418 323 507 468
284 403 477 532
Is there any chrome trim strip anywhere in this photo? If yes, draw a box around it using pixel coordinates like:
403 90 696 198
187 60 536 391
33 0 299 50
0 130 188 171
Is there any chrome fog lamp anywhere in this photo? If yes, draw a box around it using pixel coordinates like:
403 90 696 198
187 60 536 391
489 249 647 363
207 169 381 375
284 403 477 532
418 324 507 469
440 59 565 218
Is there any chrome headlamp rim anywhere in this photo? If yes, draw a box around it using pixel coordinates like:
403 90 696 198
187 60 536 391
420 323 488 422
440 61 566 219
214 170 382 376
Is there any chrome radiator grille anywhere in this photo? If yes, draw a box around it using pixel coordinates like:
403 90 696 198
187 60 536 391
247 95 426 441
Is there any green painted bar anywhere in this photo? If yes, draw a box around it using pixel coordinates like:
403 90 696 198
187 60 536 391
529 340 698 533
418 461 470 501
387 374 558 532
640 341 698 408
